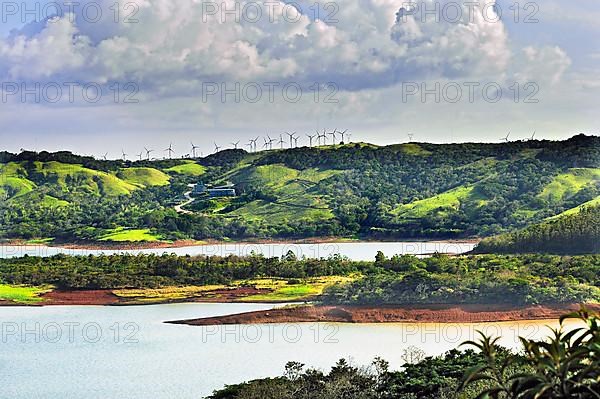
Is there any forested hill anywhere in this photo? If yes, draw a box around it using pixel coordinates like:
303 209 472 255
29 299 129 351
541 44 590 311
1 134 599 243
475 205 600 254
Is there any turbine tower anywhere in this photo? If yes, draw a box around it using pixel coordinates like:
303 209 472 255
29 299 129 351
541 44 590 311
530 130 536 141
121 149 127 161
278 134 285 149
306 134 316 147
214 142 221 153
231 141 240 149
144 147 153 160
190 142 200 158
285 131 296 148
164 143 174 159
339 129 348 143
322 129 328 145
329 129 337 144
249 137 259 152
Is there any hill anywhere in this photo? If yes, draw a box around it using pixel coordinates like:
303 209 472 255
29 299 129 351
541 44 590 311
0 134 598 243
475 204 600 254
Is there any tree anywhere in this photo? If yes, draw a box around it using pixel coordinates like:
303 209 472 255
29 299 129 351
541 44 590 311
459 306 600 398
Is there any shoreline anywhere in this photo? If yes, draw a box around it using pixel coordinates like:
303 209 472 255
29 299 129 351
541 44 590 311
0 237 480 251
4 289 596 325
167 303 600 325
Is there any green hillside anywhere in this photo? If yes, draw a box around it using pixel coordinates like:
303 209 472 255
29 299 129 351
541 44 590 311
117 167 171 188
476 204 600 254
32 161 138 196
1 134 599 243
165 161 206 176
390 185 487 220
538 168 600 205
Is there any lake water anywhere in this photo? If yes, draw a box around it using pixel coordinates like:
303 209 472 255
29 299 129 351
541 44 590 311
0 303 579 398
0 241 476 260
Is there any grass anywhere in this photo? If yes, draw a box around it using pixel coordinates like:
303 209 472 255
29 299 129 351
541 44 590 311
26 238 54 244
112 276 356 303
225 164 340 223
165 161 206 176
229 200 334 223
549 195 600 219
538 168 600 205
117 167 170 187
0 163 36 199
390 143 432 156
33 161 138 196
40 195 70 207
0 284 51 304
391 185 486 219
239 276 355 302
99 228 161 242
113 285 226 303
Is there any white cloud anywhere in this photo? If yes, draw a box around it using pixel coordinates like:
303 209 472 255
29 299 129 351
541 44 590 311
0 0 569 96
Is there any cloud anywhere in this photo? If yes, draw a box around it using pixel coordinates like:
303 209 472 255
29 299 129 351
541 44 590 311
0 0 570 100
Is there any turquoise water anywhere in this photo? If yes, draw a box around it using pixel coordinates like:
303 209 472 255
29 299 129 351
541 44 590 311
0 303 568 398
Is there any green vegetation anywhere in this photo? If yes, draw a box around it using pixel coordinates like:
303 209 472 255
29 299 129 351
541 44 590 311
460 307 600 399
113 285 226 303
117 167 170 187
0 284 50 303
322 252 600 306
99 228 162 242
165 161 206 176
208 309 600 399
110 276 354 303
1 135 599 245
537 168 600 205
476 205 600 254
239 276 355 302
0 253 597 306
390 185 486 219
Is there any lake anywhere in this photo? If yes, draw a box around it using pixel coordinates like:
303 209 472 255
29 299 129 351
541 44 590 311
0 241 476 260
0 303 577 398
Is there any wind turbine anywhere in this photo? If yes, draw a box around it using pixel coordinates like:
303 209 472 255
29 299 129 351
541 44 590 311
293 136 299 148
339 129 348 143
164 143 174 159
320 129 328 145
102 152 108 161
250 137 259 152
262 137 270 150
144 147 154 160
214 142 221 153
329 129 337 144
231 141 240 149
530 130 536 141
121 149 127 161
137 152 143 161
306 134 316 147
278 134 285 149
285 131 296 148
267 135 277 150
407 133 414 142
501 131 511 142
245 142 253 151
190 142 200 158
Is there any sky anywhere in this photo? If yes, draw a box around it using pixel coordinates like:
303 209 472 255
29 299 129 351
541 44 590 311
0 0 599 158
